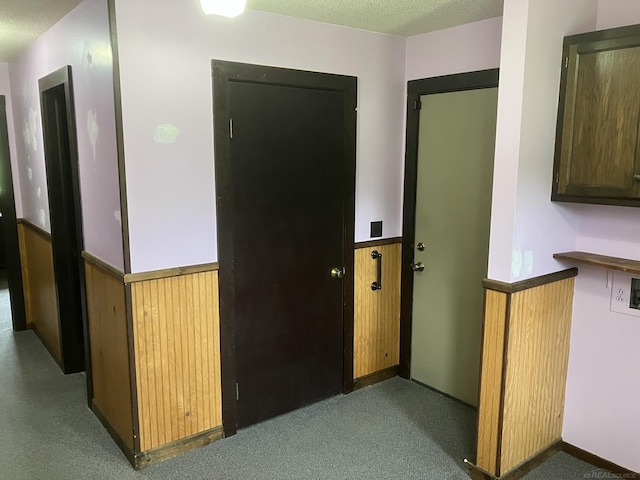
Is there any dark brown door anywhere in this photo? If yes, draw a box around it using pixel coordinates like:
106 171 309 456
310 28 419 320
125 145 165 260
213 61 357 431
40 67 85 374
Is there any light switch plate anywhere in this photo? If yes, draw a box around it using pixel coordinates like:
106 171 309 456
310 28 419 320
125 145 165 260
370 221 382 238
610 271 640 317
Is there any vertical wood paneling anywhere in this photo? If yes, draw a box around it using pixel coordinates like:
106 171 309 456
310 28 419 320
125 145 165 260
500 277 575 473
17 225 31 325
84 260 133 450
476 289 508 474
132 271 222 452
17 222 61 362
353 243 402 379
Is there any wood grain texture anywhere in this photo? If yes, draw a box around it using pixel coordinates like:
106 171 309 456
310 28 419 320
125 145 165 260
85 259 133 450
569 47 640 189
134 426 224 469
124 262 219 284
554 251 640 274
17 222 61 362
354 243 401 379
482 268 578 294
499 277 575 474
476 289 508 475
132 271 222 452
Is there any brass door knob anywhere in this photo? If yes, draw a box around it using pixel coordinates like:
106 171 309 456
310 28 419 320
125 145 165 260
411 262 425 272
633 174 640 181
330 267 344 279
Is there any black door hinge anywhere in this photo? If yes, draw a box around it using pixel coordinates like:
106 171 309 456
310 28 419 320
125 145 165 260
414 98 422 111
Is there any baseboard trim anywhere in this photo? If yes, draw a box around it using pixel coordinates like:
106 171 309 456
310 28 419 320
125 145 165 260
16 218 51 240
123 262 219 284
562 442 638 476
353 365 399 391
82 251 124 281
468 439 562 480
483 268 578 294
91 401 135 466
354 237 402 249
134 426 225 469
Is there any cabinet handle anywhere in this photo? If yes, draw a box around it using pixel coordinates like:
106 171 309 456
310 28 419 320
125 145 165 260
634 174 640 181
371 250 382 291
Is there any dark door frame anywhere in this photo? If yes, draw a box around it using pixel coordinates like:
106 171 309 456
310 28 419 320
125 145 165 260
399 69 500 378
39 66 88 376
212 60 357 436
0 95 27 331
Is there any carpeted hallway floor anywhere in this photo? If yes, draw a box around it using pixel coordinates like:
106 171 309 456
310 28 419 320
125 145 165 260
0 277 606 479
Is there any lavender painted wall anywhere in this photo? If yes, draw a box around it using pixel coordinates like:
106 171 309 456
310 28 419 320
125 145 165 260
0 63 22 216
113 0 406 273
561 1 640 471
9 0 123 270
487 0 597 282
405 17 503 82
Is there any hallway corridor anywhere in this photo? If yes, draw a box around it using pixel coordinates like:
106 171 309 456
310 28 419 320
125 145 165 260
0 277 603 479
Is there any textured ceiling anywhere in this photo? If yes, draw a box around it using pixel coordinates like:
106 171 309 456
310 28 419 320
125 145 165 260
0 0 504 63
247 0 504 37
0 0 83 62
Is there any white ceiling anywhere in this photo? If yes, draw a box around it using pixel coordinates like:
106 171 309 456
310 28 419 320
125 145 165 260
248 0 504 37
0 0 84 62
0 0 504 63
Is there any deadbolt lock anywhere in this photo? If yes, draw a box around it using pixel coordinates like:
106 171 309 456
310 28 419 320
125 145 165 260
417 242 425 252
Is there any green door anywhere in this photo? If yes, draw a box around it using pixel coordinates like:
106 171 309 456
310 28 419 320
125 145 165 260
410 88 498 406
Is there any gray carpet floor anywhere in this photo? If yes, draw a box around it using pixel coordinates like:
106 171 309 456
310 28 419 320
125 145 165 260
0 289 607 479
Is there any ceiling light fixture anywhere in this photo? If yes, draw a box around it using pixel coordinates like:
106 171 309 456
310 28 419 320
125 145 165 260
200 0 246 18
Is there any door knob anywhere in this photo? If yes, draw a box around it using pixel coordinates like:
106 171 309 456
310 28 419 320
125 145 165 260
634 174 640 181
411 262 424 272
330 267 344 279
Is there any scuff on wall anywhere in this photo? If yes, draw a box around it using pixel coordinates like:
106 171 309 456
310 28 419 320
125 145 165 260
87 108 99 161
23 107 38 153
154 123 180 144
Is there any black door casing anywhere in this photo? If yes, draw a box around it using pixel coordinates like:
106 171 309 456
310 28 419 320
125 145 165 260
0 96 26 331
39 66 87 375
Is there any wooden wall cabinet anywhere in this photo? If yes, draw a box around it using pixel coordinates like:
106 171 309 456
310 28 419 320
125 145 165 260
553 24 640 206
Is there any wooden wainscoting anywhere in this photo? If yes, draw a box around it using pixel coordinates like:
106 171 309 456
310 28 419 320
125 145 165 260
475 269 578 479
17 220 61 363
130 270 223 452
84 253 133 451
354 240 402 381
476 289 509 475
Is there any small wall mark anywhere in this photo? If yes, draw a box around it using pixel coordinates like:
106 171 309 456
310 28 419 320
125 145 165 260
154 123 180 144
23 107 39 152
87 109 99 161
38 208 46 228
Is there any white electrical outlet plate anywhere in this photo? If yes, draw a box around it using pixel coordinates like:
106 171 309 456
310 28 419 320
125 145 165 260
610 271 640 317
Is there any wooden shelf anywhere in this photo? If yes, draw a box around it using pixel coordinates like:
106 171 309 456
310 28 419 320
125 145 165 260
553 251 640 275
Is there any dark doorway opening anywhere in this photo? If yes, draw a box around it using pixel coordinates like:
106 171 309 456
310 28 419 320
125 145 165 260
212 61 357 434
39 66 86 374
0 95 26 332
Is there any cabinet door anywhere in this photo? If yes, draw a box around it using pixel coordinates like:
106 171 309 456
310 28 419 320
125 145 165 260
554 36 640 202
